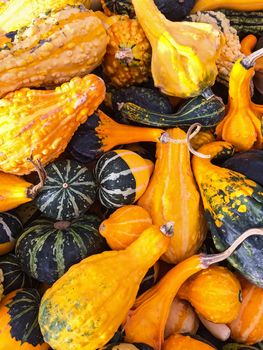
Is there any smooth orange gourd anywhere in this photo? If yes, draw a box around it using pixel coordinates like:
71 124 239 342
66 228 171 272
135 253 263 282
99 205 152 250
178 266 242 324
139 127 207 264
162 334 215 350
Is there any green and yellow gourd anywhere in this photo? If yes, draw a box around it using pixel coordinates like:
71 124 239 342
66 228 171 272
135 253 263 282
0 213 23 255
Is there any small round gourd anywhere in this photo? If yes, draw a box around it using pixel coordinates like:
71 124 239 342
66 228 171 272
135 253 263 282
15 215 107 284
0 288 49 350
0 213 23 255
163 334 215 350
95 150 154 209
35 159 97 220
101 343 154 350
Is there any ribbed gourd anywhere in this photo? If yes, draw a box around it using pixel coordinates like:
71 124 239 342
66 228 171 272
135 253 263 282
0 74 105 175
0 6 108 97
0 213 23 255
191 0 263 13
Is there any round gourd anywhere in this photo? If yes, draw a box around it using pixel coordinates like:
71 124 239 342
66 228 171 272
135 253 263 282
163 334 215 350
95 150 154 209
0 213 23 255
15 215 107 284
101 344 154 350
0 253 34 295
0 288 49 350
35 159 97 220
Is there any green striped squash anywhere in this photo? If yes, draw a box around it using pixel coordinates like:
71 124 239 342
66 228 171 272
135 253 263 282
15 215 108 284
35 159 97 220
0 213 23 256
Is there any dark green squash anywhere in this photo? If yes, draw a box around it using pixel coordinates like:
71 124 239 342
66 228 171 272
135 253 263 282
119 94 225 129
222 344 260 350
15 215 108 284
221 10 263 36
154 0 195 21
0 213 23 256
0 253 34 295
35 159 97 220
101 343 154 350
101 0 135 17
192 141 263 287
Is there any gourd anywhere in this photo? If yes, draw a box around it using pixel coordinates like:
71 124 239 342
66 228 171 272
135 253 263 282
119 93 225 129
0 288 49 350
101 0 135 17
0 74 105 175
154 0 195 21
103 17 151 87
138 128 207 264
0 253 33 295
95 150 154 209
35 159 97 220
223 344 259 350
123 228 263 349
68 110 166 163
99 205 152 250
38 222 174 350
0 213 23 255
192 141 263 287
229 277 263 345
15 215 107 284
0 6 108 97
101 344 154 350
191 130 216 150
162 334 216 350
131 0 223 98
165 297 199 338
178 266 242 323
216 49 263 151
191 0 263 13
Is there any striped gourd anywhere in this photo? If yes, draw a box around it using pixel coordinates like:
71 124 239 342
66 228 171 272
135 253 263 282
0 213 23 256
0 288 49 350
0 253 34 295
95 150 154 209
35 159 97 220
221 10 263 35
15 215 107 284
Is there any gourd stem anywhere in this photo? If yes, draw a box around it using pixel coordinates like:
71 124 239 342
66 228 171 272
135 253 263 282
201 228 263 268
242 48 263 69
115 48 134 64
27 158 47 198
186 123 211 159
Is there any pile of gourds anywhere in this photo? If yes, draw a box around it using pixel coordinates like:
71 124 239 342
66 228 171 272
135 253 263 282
0 0 263 349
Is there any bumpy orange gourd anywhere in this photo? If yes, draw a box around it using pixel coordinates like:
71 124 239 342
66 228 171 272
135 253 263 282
178 266 242 324
163 334 215 350
229 277 263 345
139 128 207 264
0 74 105 175
103 17 151 87
99 205 152 250
38 223 174 350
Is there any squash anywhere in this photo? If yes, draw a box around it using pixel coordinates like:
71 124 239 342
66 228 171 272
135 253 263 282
123 228 263 349
191 130 216 150
131 0 223 98
223 344 259 350
165 297 199 338
0 6 108 97
229 277 263 345
192 1 263 13
68 110 166 163
99 205 152 250
103 17 151 87
0 253 33 295
101 0 135 17
162 334 216 350
0 74 105 175
0 288 49 350
192 141 263 287
216 49 263 151
35 159 97 220
198 316 231 341
138 128 207 264
178 266 242 323
154 0 195 21
95 150 154 209
119 93 225 129
101 344 154 350
38 222 174 350
0 213 23 256
241 35 258 56
15 215 107 284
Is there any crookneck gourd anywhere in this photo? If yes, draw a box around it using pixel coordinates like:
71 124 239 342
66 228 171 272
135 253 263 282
123 228 263 350
38 223 174 350
216 49 263 151
0 74 105 175
139 127 207 264
131 0 223 98
192 141 263 287
0 6 108 97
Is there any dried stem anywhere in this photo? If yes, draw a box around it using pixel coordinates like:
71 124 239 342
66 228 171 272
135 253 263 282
27 157 47 198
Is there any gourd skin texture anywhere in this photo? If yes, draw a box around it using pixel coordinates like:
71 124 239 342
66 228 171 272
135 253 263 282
131 0 223 98
38 224 171 350
0 213 23 255
0 74 105 175
178 266 242 323
192 141 263 287
191 0 263 13
139 128 207 264
0 6 108 97
162 334 215 350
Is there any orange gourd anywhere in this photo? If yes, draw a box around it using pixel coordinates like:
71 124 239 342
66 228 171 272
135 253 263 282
178 266 242 323
138 127 207 264
162 334 215 350
99 205 152 249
